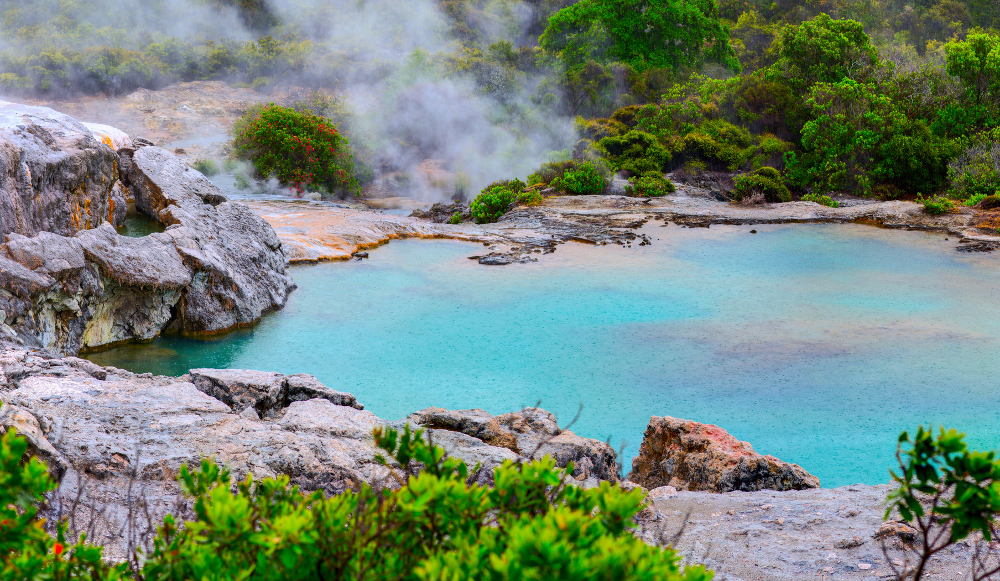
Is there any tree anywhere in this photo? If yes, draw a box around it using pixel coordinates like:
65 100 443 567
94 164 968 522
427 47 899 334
540 0 737 75
779 14 878 92
945 33 1000 108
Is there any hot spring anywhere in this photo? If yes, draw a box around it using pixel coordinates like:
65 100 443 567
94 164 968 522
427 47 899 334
86 223 1000 487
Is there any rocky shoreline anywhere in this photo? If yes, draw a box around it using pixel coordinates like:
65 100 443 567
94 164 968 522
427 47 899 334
242 185 1000 268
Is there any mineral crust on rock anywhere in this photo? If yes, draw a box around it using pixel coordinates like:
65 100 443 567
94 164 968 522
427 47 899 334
629 415 819 492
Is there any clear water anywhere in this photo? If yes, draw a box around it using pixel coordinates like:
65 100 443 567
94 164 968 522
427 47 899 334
86 223 1000 487
116 212 165 237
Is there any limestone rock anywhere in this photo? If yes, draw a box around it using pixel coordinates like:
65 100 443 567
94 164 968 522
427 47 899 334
190 368 286 417
0 401 69 479
0 102 294 354
406 406 619 481
628 416 820 492
123 146 295 335
0 101 123 238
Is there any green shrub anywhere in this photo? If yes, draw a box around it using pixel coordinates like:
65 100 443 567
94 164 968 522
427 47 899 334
916 195 955 215
680 119 755 171
577 117 628 141
801 192 840 207
528 160 578 186
964 192 990 206
732 168 791 203
948 140 1000 200
448 212 463 224
626 174 676 197
0 421 713 581
551 161 607 195
0 428 129 580
470 179 526 223
232 103 359 197
192 159 221 176
599 130 671 176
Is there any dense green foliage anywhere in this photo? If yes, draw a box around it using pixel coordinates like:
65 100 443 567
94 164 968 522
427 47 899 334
732 167 791 203
0 425 712 581
7 0 1000 206
232 103 359 197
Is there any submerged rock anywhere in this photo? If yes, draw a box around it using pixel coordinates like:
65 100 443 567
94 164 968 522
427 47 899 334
629 415 819 492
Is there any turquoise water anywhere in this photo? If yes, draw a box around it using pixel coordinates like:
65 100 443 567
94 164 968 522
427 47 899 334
86 223 1000 487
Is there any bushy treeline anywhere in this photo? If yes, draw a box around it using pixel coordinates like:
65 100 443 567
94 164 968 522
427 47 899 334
0 425 712 581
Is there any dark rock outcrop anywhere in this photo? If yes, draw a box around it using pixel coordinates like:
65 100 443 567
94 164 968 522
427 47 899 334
629 416 820 492
406 406 619 482
189 368 363 419
0 102 294 354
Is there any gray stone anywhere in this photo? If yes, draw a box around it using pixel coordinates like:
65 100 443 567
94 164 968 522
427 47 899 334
189 368 286 417
0 401 69 479
0 103 294 354
286 373 364 410
406 406 620 481
0 101 122 239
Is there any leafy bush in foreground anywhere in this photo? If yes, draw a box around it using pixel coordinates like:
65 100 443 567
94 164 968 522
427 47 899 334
886 426 1000 580
0 428 129 580
0 425 712 581
232 103 359 198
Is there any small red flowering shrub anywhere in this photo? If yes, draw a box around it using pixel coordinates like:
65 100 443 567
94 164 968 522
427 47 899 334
232 103 360 197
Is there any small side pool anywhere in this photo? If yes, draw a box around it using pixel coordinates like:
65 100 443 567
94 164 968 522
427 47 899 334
87 223 1000 487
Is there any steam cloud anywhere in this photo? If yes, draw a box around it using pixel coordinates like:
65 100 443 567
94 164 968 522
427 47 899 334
1 0 577 202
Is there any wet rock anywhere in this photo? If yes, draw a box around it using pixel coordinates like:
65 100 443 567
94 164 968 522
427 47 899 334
629 416 820 492
406 406 619 481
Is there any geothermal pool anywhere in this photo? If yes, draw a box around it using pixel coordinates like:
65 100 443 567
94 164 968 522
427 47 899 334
87 223 1000 487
